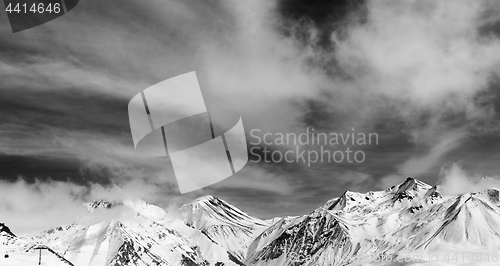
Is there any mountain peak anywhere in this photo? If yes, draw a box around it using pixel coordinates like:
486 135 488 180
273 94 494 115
181 195 272 262
388 177 432 201
82 198 170 225
195 194 216 202
3 178 500 266
0 223 16 238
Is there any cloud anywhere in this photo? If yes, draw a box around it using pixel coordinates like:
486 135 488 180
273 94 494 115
0 177 170 234
0 0 341 216
437 163 500 196
305 0 500 134
0 179 90 233
326 0 500 188
335 0 500 145
195 0 329 136
332 0 500 109
210 165 295 195
379 129 467 188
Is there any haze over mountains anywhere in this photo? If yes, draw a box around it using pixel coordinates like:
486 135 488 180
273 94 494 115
2 177 500 266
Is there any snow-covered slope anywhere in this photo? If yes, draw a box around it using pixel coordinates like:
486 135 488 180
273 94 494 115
3 177 500 266
180 195 272 264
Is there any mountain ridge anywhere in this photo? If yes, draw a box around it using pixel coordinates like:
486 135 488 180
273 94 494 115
2 177 500 266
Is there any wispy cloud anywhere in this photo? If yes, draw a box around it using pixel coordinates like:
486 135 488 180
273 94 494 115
438 163 500 196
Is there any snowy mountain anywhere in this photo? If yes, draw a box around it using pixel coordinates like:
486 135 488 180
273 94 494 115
246 178 500 266
1 199 211 266
2 177 500 266
181 195 271 263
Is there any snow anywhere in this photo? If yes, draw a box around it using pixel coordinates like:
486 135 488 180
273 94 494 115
246 178 500 266
2 178 500 266
180 195 271 263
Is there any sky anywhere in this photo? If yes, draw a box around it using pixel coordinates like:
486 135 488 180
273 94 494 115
1 0 500 233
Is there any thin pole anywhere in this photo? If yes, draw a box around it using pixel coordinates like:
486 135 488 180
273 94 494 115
38 248 41 265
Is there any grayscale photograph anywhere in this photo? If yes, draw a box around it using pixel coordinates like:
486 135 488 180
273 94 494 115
1 0 500 265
